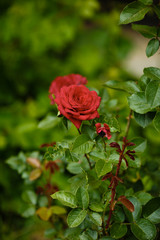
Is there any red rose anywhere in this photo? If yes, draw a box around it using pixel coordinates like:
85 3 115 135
49 74 87 104
55 85 101 129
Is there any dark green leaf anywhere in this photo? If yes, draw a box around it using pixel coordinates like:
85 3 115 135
132 24 158 38
139 75 151 90
146 38 159 57
139 0 153 5
130 137 147 153
67 208 87 228
134 111 156 128
123 197 142 222
131 218 157 240
76 186 89 209
110 223 127 239
106 117 120 132
144 67 160 80
95 159 113 178
104 80 141 94
113 206 125 223
145 80 160 108
143 197 160 224
51 191 77 208
128 92 151 114
153 111 160 132
153 5 160 19
88 211 102 226
119 1 151 25
72 134 94 154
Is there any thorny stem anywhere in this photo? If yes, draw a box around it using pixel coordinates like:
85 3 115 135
77 128 92 169
105 110 132 232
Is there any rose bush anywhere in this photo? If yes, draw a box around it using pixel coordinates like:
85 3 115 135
49 74 87 104
54 84 101 128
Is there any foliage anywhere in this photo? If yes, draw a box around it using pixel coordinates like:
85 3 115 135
1 0 160 239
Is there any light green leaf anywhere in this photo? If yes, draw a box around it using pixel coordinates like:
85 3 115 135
146 38 159 57
50 206 66 215
128 92 151 114
104 80 141 94
95 159 113 178
143 197 160 224
106 117 120 132
132 24 158 38
72 134 94 154
144 67 160 80
76 186 89 209
51 191 77 208
67 208 87 228
22 190 37 205
153 111 160 132
131 219 157 240
134 111 156 128
38 115 60 129
110 223 127 239
67 162 83 174
119 1 151 25
88 211 102 226
145 80 160 108
89 202 104 212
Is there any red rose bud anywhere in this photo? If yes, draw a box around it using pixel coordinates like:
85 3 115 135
49 74 87 104
95 123 111 139
55 85 101 129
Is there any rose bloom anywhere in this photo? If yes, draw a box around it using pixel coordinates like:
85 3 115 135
55 85 101 129
95 123 112 139
49 74 87 104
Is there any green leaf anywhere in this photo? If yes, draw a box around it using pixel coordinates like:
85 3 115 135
95 159 113 178
146 39 159 57
104 80 141 94
89 202 104 212
123 197 142 222
72 134 94 154
131 219 157 240
21 206 35 218
139 75 151 90
113 206 125 223
88 211 102 226
139 0 153 5
76 186 89 209
22 190 37 205
110 223 127 239
143 197 160 224
51 191 77 208
145 80 160 108
134 111 156 128
106 117 120 132
153 5 160 19
67 162 83 174
130 137 147 153
144 67 160 80
119 1 151 25
128 92 151 114
38 115 60 129
67 208 87 228
153 111 160 132
132 24 158 38
50 206 67 215
135 191 152 205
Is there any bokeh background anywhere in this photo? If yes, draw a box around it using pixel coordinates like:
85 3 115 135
0 0 160 239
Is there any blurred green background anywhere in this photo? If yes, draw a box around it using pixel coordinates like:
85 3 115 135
0 0 160 239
